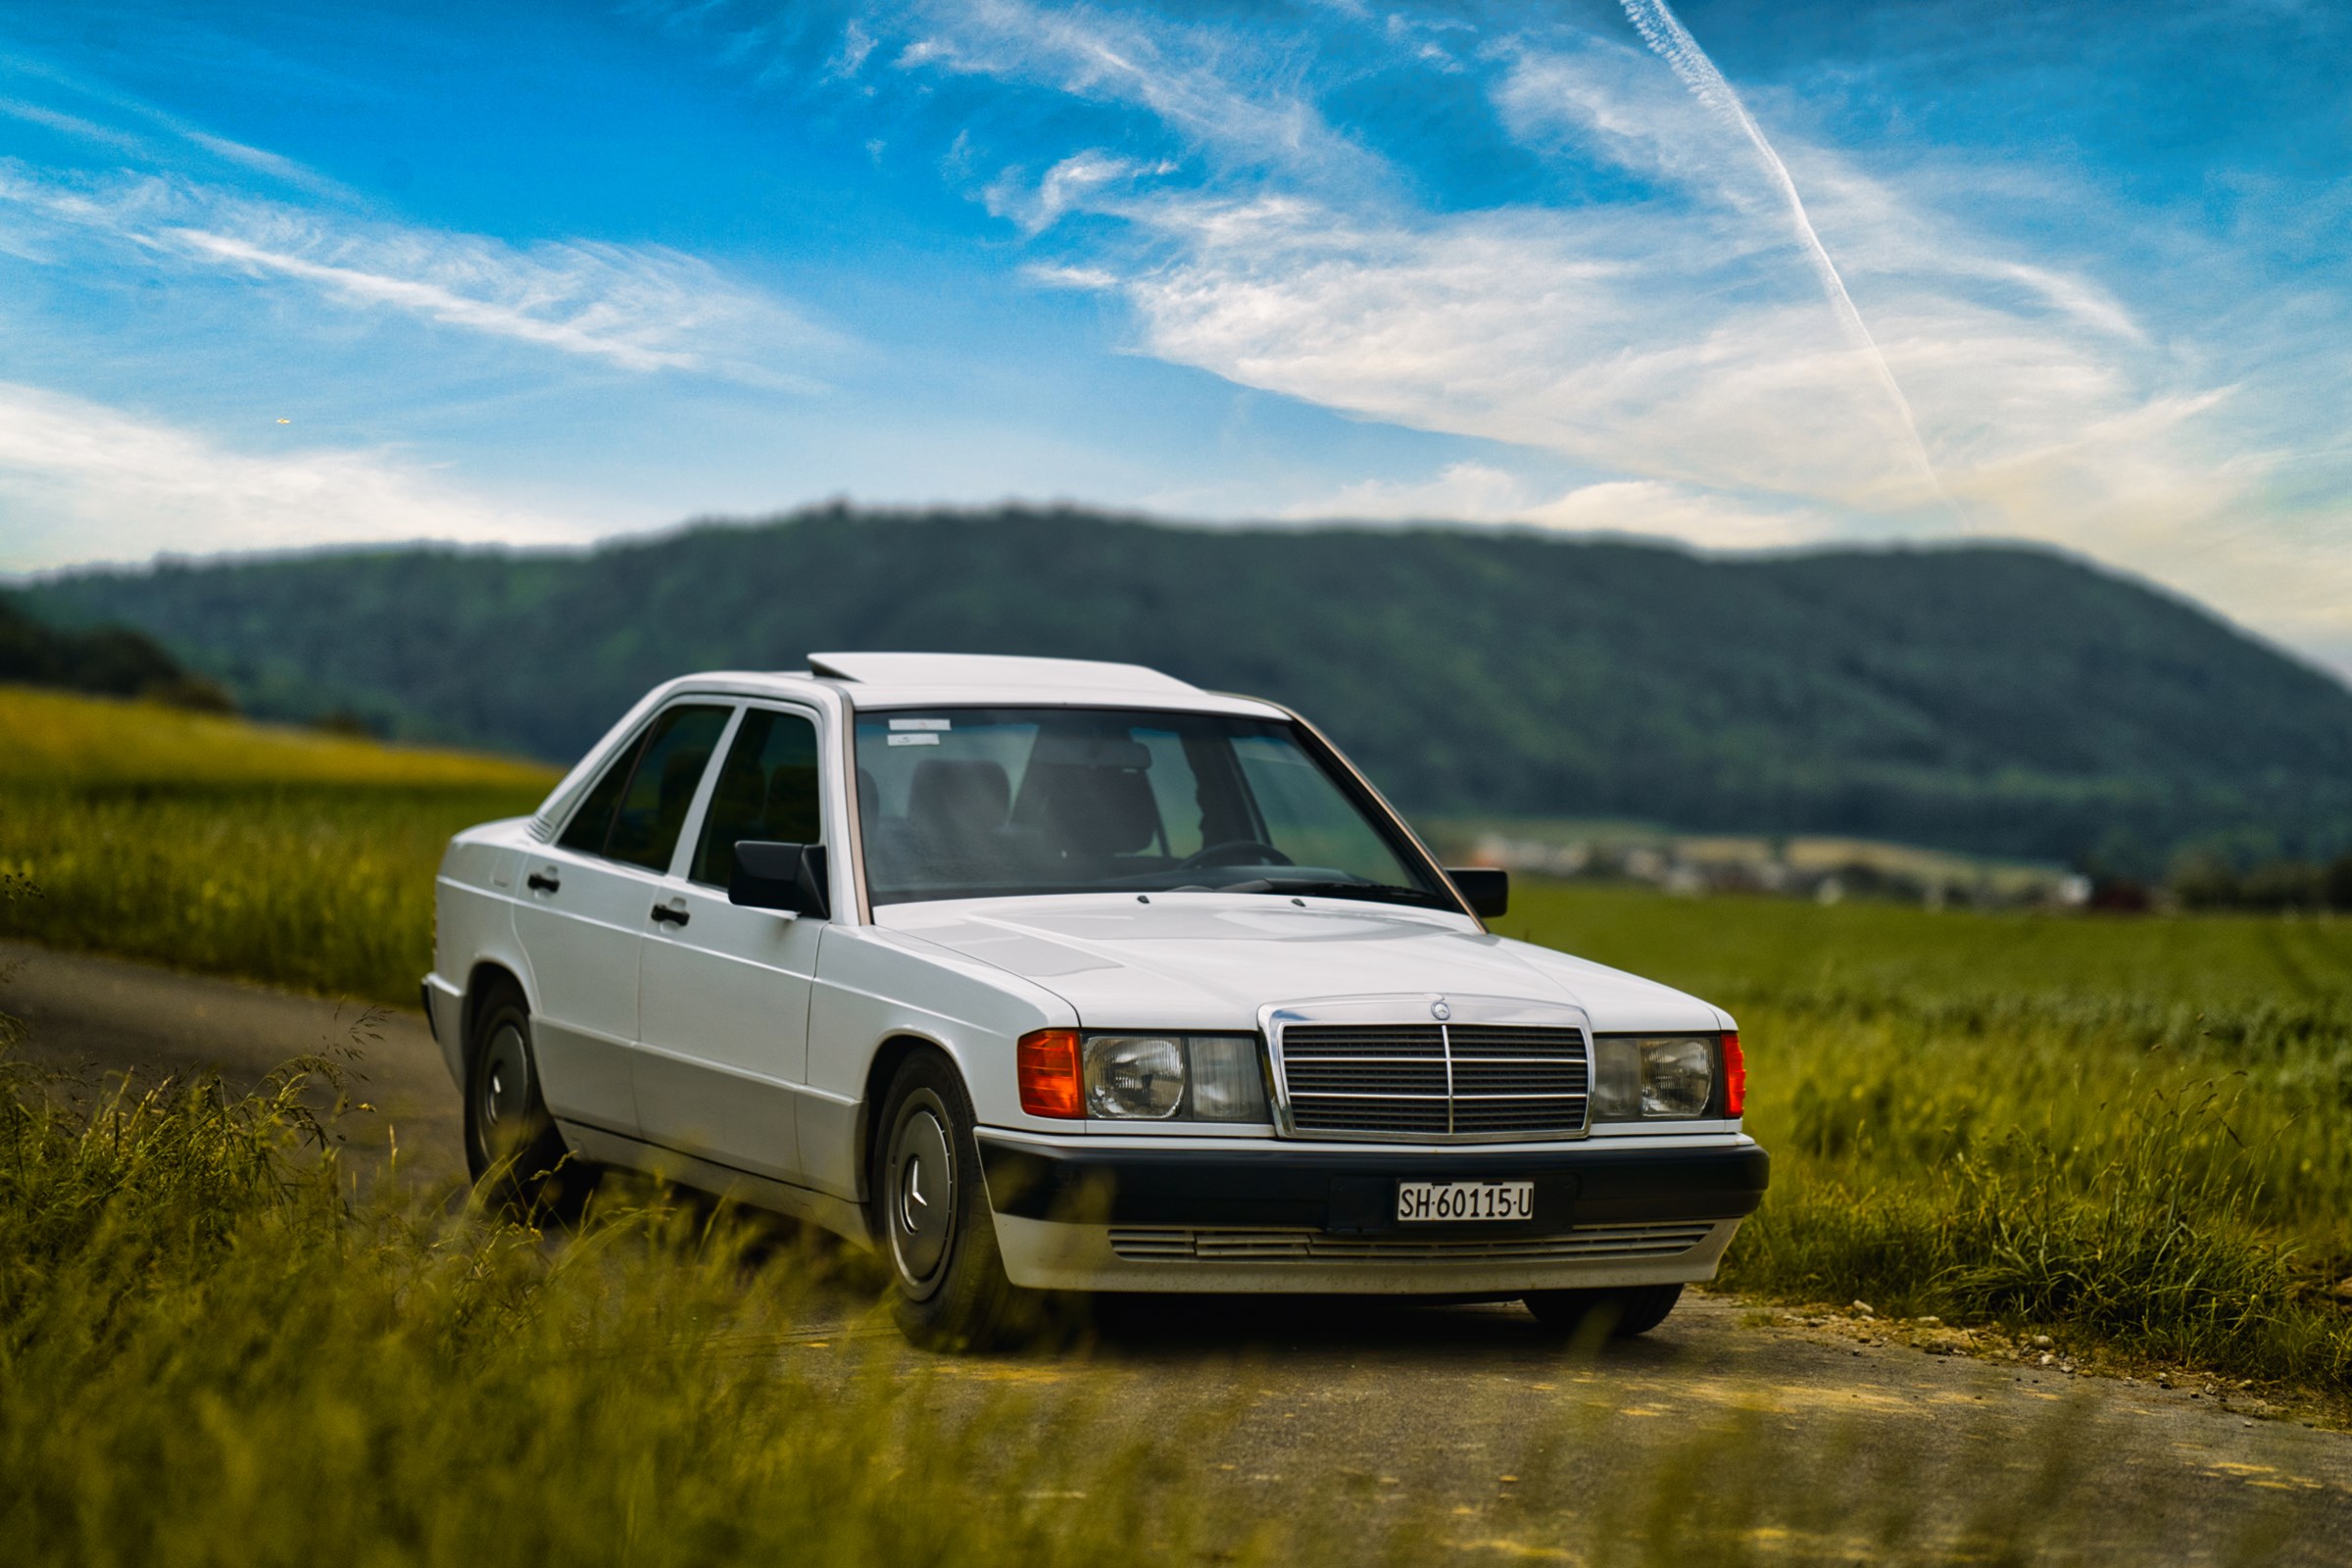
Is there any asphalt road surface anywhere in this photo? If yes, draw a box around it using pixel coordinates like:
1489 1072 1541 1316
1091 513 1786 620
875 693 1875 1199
6 938 2348 1561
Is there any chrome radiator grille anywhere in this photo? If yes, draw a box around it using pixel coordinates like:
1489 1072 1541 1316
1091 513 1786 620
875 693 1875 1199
1274 1020 1591 1142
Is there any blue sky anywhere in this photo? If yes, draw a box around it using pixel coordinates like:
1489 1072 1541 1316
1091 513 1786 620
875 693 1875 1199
1 1 2347 674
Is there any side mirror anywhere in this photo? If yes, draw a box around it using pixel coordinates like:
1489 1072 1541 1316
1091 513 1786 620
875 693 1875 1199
730 841 831 919
1445 866 1508 919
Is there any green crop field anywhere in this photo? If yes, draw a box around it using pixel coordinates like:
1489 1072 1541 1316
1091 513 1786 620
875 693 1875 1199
0 684 555 1002
1510 884 2352 1390
2 685 2346 1397
0 1037 2327 1566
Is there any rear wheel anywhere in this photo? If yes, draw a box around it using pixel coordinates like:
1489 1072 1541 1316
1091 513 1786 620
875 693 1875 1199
873 1051 1041 1350
464 983 590 1219
1523 1283 1683 1339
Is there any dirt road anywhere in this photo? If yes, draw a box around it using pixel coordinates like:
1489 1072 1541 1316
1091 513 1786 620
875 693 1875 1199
6 939 2347 1560
0 939 466 1184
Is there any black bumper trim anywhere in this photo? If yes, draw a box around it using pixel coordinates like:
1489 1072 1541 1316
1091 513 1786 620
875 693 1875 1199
977 1136 1768 1235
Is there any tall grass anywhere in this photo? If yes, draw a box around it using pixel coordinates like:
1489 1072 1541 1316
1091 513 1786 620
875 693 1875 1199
1511 883 2352 1390
0 1048 2328 1566
0 784 544 1003
0 1054 1218 1566
0 682 554 787
0 681 556 1002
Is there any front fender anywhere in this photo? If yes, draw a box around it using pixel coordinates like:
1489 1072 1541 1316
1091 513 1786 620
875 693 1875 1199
800 924 1081 1202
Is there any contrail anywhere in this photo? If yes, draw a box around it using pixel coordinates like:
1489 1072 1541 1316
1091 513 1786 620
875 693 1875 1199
1619 0 1949 506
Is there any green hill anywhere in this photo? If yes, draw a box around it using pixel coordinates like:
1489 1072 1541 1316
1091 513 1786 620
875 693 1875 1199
21 507 2352 870
0 589 229 711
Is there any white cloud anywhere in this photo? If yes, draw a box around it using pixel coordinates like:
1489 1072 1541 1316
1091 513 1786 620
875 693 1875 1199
1520 478 1834 549
1109 193 1936 510
1284 462 1833 549
887 0 1379 182
1491 34 1766 213
902 14 2352 671
1282 460 1532 522
1021 261 1121 289
0 53 359 200
1123 180 2352 651
986 150 1168 233
0 381 605 570
0 95 147 153
0 164 838 383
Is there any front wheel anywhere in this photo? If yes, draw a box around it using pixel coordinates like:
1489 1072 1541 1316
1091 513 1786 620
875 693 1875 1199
873 1052 1043 1350
1524 1283 1683 1339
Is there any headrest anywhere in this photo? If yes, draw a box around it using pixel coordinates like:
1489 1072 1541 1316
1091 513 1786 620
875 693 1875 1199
1028 763 1159 857
907 759 1011 834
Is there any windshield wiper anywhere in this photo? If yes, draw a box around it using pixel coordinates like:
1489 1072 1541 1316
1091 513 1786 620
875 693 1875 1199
1216 877 1451 909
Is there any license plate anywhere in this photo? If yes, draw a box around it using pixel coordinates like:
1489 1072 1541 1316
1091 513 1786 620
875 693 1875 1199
1396 1180 1535 1223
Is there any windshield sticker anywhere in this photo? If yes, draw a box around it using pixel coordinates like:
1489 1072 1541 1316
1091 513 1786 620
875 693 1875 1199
889 717 951 731
886 733 942 747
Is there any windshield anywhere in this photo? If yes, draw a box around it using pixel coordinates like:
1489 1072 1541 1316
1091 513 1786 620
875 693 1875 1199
853 707 1451 909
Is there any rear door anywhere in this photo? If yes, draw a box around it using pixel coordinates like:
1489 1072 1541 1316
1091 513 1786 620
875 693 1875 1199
513 702 732 1138
634 703 828 1181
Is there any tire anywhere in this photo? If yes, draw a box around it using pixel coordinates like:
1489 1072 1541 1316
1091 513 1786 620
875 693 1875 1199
872 1051 1040 1351
1523 1283 1684 1339
463 982 590 1220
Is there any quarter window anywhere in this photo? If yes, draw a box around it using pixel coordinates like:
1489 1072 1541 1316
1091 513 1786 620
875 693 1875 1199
558 704 732 870
691 709 825 886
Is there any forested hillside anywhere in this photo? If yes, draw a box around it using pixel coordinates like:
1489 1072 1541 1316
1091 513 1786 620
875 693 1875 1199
23 507 2352 869
0 590 228 711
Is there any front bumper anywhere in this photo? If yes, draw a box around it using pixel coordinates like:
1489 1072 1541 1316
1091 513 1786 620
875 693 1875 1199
976 1132 1768 1295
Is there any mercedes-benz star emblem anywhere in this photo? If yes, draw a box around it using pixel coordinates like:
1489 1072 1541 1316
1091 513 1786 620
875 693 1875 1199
1431 999 1451 1021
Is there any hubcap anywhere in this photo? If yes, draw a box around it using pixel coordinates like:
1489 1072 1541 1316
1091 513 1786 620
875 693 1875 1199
477 1021 533 1156
889 1102 955 1292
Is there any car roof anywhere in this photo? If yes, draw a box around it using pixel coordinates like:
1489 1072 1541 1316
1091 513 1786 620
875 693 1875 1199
674 654 1288 718
808 651 1196 693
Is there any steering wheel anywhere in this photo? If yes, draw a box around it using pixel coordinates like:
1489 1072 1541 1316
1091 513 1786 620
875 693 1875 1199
1176 839 1294 870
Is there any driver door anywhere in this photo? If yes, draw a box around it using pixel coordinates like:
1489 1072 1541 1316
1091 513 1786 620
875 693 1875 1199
634 704 830 1182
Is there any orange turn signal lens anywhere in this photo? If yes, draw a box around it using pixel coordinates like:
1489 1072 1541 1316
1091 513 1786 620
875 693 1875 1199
1017 1029 1085 1119
1721 1031 1745 1118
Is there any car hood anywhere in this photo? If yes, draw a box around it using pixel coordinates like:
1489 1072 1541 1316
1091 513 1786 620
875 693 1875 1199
876 894 1727 1034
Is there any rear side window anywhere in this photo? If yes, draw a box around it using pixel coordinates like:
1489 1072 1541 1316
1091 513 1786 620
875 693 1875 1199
691 709 824 886
558 704 732 870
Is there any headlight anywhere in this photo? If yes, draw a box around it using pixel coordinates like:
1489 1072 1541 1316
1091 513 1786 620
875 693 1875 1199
1085 1035 1185 1119
1591 1035 1720 1121
1640 1037 1714 1116
1081 1034 1270 1123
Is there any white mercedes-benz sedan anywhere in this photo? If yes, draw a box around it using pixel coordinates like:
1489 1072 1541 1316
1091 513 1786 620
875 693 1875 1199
421 653 1767 1348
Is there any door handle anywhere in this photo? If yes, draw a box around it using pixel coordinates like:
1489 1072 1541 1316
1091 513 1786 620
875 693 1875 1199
527 871 561 894
650 903 690 927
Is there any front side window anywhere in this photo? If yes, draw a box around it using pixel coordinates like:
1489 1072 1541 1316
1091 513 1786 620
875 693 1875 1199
558 704 732 870
691 708 824 886
853 707 1446 909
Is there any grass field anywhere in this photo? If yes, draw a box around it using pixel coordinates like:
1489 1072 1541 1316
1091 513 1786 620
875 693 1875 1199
0 1037 2325 1566
0 685 554 1002
1509 885 2352 1390
0 683 554 788
2 685 2346 1396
